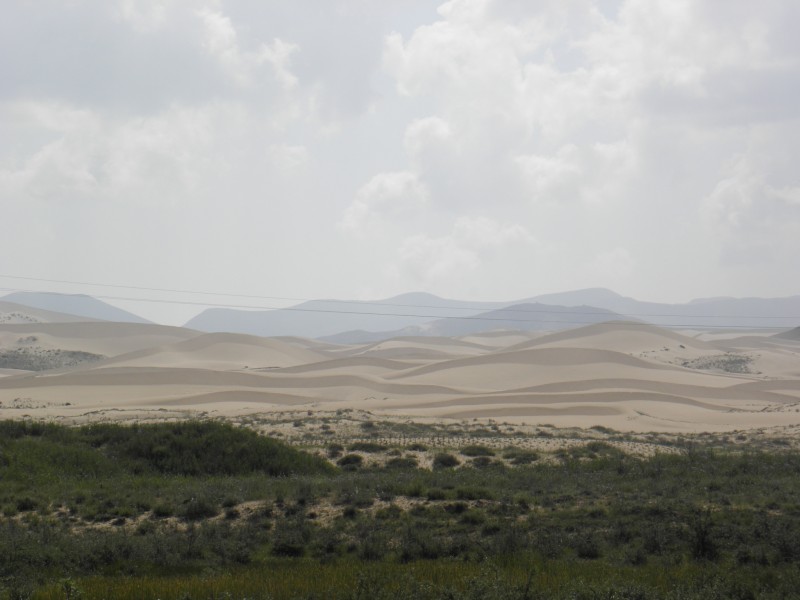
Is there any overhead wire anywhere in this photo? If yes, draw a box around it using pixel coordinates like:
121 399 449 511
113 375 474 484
0 273 798 322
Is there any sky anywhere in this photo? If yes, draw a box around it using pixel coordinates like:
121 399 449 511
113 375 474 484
1 0 799 325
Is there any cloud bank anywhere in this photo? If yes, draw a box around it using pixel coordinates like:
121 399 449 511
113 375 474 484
1 0 799 322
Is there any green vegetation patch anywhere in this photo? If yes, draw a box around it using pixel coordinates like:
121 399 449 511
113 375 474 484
0 347 104 371
4 420 800 599
0 420 332 478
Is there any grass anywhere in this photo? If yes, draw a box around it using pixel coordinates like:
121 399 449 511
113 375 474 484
3 419 800 598
27 558 800 599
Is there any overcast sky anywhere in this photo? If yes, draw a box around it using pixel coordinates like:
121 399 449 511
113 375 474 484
2 0 799 324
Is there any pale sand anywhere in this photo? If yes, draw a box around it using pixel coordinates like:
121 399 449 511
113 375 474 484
1 320 799 433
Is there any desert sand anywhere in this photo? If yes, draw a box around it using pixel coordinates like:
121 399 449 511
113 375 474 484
1 310 799 433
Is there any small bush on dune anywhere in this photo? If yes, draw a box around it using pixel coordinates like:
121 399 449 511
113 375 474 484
502 449 540 465
461 445 495 457
386 456 418 469
180 497 219 521
348 442 387 453
433 453 460 469
337 454 364 470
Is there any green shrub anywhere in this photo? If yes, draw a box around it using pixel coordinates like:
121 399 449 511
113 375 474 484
337 454 364 470
349 442 387 453
83 421 333 476
386 456 418 469
461 445 495 457
152 503 174 518
272 518 312 557
502 449 540 465
16 497 38 512
427 489 448 501
433 453 460 469
180 497 219 521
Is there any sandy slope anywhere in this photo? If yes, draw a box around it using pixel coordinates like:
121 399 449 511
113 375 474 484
95 332 326 370
0 322 201 357
1 320 799 433
0 301 102 324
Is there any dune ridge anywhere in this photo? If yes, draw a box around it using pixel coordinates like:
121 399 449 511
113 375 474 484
1 319 799 433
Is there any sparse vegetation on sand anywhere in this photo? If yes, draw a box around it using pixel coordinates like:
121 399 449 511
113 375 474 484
3 419 800 598
681 353 756 374
0 347 103 371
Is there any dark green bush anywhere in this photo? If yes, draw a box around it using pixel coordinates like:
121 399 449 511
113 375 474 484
337 454 364 469
470 456 494 468
461 445 495 457
349 442 387 453
84 421 332 476
181 497 219 521
386 456 418 469
152 503 174 518
433 453 460 469
502 449 539 465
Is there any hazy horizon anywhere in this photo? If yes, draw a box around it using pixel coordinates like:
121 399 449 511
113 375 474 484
2 1 799 325
3 284 800 328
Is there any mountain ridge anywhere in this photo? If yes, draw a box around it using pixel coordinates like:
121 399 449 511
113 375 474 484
2 292 151 324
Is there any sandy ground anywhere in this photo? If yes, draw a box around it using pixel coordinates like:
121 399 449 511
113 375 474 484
1 313 799 434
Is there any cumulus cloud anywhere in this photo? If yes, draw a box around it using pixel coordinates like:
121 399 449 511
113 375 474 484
701 151 800 268
117 0 169 33
403 116 452 163
340 171 429 234
268 144 308 171
395 216 536 288
0 101 223 207
196 8 298 89
2 0 800 322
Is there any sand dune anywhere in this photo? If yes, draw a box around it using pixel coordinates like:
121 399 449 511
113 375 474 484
345 335 494 361
459 331 543 348
274 356 416 375
504 322 718 368
0 368 31 377
0 322 201 356
2 320 800 433
0 301 102 324
94 332 325 370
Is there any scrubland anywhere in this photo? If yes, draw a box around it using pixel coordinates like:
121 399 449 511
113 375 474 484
3 419 800 599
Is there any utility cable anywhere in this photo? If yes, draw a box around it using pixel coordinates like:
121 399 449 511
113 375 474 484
0 274 798 321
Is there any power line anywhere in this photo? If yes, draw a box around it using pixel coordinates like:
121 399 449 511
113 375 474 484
0 285 796 330
1 273 798 321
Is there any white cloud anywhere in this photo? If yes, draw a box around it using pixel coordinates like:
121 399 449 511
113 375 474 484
268 144 308 171
451 215 535 249
403 116 452 162
702 154 800 232
515 145 582 205
339 171 429 234
395 216 536 288
196 8 298 89
2 0 800 322
117 0 169 33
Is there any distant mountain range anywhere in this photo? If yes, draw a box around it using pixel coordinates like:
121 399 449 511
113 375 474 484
184 292 505 339
0 299 101 324
1 292 151 324
321 303 627 344
187 288 800 341
2 288 799 341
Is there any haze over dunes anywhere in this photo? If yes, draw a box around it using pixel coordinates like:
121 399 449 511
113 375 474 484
1 292 799 434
